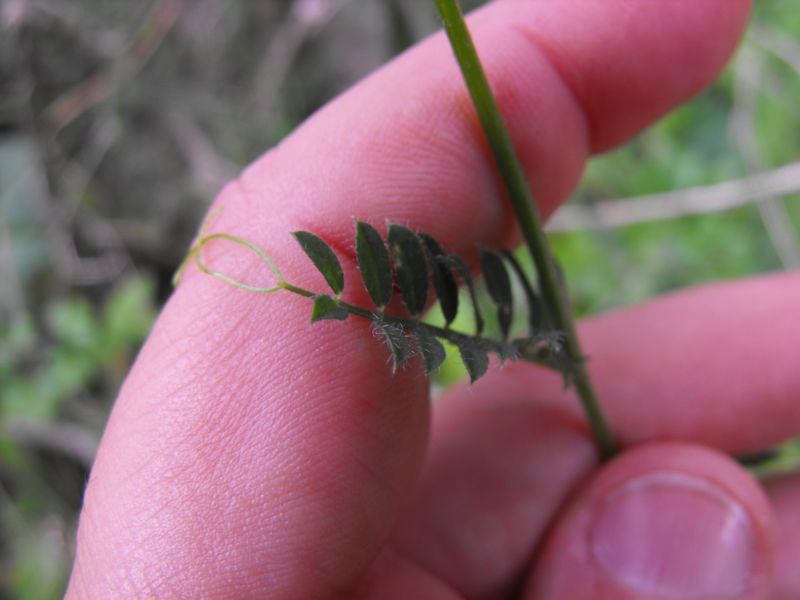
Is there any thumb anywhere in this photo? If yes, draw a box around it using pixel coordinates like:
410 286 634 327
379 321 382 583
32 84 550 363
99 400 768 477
524 443 773 599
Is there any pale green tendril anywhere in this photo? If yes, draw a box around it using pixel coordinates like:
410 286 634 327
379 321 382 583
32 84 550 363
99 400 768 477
191 232 285 293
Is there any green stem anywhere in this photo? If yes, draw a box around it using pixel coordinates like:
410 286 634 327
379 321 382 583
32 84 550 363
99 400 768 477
435 0 617 459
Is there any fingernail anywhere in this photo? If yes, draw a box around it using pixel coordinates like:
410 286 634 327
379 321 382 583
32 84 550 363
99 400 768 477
590 472 755 599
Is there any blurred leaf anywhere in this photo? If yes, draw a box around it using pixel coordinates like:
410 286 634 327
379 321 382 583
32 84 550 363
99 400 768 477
500 250 543 334
0 435 24 465
0 315 36 357
292 231 345 295
480 250 512 340
48 347 96 394
103 275 156 352
412 324 446 373
2 378 59 420
310 295 348 322
455 338 489 384
0 136 50 284
11 523 69 600
356 221 393 308
419 233 459 326
387 224 428 315
447 254 484 335
373 320 412 372
45 299 99 351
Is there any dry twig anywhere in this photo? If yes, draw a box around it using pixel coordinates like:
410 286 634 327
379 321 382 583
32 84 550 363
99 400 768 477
548 160 800 232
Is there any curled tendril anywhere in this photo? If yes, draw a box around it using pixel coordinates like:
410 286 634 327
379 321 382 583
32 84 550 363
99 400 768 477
175 232 286 293
172 248 195 287
172 205 225 287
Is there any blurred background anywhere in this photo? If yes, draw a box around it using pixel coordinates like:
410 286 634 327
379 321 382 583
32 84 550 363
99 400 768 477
1 0 799 597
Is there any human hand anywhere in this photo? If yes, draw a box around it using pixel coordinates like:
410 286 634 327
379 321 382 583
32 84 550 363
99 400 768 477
67 1 800 598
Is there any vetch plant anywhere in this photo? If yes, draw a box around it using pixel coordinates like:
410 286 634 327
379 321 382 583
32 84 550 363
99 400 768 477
175 0 618 459
179 222 573 382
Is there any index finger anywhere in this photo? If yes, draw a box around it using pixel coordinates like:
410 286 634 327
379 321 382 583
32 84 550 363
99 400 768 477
68 1 751 597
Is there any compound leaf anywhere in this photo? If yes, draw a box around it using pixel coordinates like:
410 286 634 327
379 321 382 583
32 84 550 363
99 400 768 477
292 231 344 295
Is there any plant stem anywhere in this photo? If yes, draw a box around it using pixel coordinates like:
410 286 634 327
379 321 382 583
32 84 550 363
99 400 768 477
435 0 617 459
278 281 564 371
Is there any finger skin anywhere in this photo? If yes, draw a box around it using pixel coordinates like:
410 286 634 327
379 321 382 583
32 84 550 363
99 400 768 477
391 397 597 599
393 273 800 598
524 443 773 599
475 272 800 454
763 474 800 600
352 550 461 600
587 273 800 453
67 0 751 597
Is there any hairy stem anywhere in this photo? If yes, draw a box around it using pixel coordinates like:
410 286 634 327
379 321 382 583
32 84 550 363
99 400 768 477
435 0 617 458
280 282 561 371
